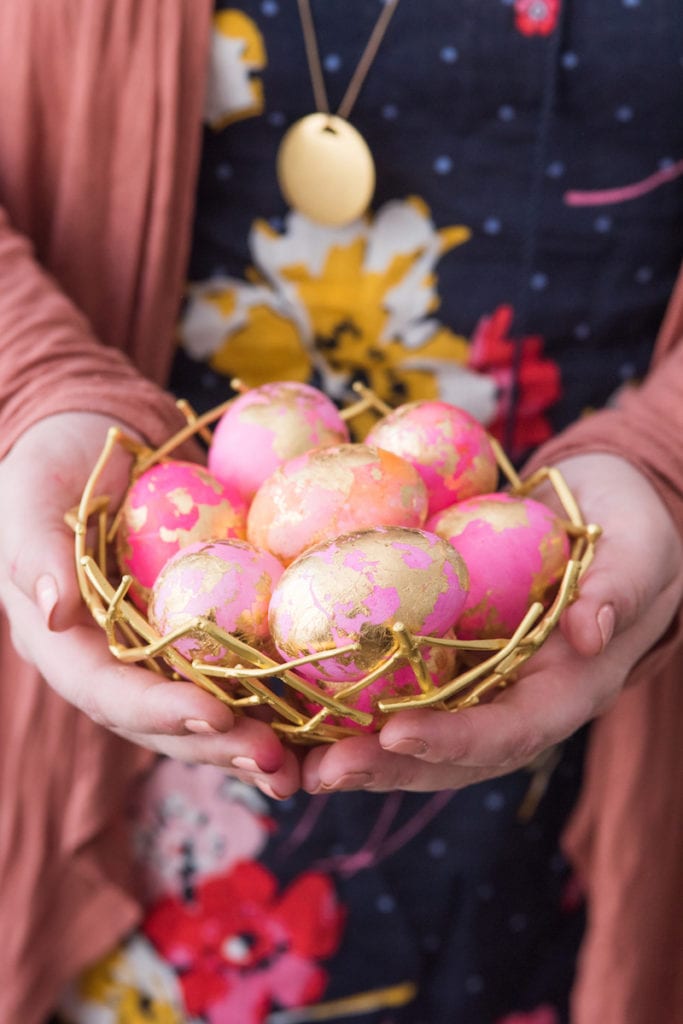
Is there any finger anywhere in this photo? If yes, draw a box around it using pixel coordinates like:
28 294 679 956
51 625 241 738
378 633 622 770
121 719 299 790
3 580 238 736
561 546 681 659
557 522 641 659
4 517 83 632
0 413 133 631
2 481 90 635
553 456 683 657
302 736 486 793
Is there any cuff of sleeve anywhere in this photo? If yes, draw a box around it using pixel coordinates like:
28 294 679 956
0 362 202 464
523 347 683 538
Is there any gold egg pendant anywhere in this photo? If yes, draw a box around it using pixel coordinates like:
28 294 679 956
276 113 375 227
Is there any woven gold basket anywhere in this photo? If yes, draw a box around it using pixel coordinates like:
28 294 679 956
68 384 601 745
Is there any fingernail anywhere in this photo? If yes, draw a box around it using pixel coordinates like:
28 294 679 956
323 771 373 791
381 737 427 757
231 756 260 773
36 574 59 630
597 604 616 651
184 718 223 735
258 783 288 801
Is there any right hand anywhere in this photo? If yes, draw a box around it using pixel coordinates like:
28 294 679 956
0 412 300 798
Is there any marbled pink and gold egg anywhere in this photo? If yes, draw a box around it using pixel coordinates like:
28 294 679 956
247 443 429 565
269 526 469 687
208 381 350 502
116 460 247 608
365 399 498 514
427 492 570 640
291 635 458 732
148 539 284 666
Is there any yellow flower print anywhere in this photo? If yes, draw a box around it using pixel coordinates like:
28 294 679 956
204 10 266 130
180 197 499 430
58 936 193 1024
181 276 312 387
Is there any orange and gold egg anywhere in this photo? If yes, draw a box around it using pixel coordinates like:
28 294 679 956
247 443 429 565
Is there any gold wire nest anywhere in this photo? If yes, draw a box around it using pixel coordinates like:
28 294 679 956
68 383 601 745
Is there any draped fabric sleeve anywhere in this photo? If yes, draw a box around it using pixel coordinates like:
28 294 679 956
0 3 214 1022
524 334 683 543
0 207 190 458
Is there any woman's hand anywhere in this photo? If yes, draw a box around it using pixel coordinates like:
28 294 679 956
0 413 300 798
301 454 683 793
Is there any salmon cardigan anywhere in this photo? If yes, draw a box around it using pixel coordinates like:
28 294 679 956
0 3 681 1022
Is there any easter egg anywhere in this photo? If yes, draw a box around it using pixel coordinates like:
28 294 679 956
427 492 570 640
208 381 350 502
290 637 458 732
269 526 469 686
247 443 429 565
116 460 247 608
365 399 498 514
149 539 284 667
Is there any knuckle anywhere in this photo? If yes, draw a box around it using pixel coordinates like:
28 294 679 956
78 690 113 730
444 711 477 763
501 719 545 770
73 671 120 731
386 760 421 791
8 622 32 662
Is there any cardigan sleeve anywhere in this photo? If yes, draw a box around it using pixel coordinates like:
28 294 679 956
524 338 683 541
532 276 683 1024
0 206 189 460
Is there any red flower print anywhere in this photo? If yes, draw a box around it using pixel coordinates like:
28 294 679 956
514 0 561 36
143 860 346 1024
496 1006 561 1024
468 304 561 456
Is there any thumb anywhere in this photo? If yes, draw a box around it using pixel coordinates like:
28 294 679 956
560 570 617 659
0 413 128 632
551 453 683 660
559 521 674 659
6 511 84 633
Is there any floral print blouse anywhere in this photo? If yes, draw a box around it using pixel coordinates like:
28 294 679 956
58 2 683 1023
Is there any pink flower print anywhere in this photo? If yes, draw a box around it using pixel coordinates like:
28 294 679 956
514 0 561 36
130 760 273 901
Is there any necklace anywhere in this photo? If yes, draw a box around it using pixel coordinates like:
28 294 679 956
276 0 400 227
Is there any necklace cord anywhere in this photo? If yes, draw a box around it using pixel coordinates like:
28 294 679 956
296 0 400 122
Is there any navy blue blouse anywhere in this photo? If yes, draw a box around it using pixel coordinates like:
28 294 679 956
173 0 683 460
157 2 683 1022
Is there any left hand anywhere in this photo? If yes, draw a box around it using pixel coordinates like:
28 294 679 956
301 454 683 794
0 413 301 798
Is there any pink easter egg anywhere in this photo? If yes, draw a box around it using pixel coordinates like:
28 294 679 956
427 492 570 640
291 634 458 733
148 538 284 666
116 460 247 608
269 526 469 690
365 399 499 514
208 381 350 502
247 443 429 565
